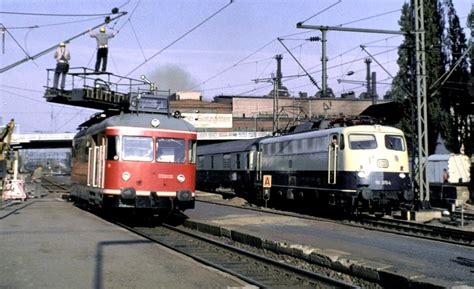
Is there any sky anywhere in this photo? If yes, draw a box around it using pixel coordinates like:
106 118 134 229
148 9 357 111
0 0 472 133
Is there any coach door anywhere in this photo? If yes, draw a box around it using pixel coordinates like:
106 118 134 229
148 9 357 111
87 135 105 188
95 136 106 187
328 134 338 184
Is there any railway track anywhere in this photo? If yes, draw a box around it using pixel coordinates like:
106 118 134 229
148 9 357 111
452 210 474 222
41 176 70 197
347 215 473 246
39 178 473 246
117 221 361 289
197 197 473 247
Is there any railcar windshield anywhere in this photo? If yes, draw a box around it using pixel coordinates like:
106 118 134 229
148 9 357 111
348 134 377 150
157 138 186 163
385 135 405 151
122 136 153 161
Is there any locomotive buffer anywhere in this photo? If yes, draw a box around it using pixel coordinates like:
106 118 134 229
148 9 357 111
43 67 170 115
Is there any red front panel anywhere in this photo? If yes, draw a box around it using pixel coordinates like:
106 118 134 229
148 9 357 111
104 161 196 193
103 126 197 195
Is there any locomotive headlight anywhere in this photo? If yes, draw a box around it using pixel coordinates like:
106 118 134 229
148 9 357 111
357 171 367 178
177 174 185 183
122 171 131 181
399 173 406 179
357 165 367 178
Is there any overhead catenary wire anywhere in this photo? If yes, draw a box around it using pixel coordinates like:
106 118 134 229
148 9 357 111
0 11 114 17
116 0 141 32
186 38 276 91
338 9 401 27
192 5 404 97
278 37 321 90
1 24 31 59
123 0 234 79
2 16 105 30
128 19 147 62
215 45 398 98
299 0 342 24
0 11 128 73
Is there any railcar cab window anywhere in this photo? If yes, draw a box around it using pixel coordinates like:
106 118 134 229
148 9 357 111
385 135 405 151
188 140 197 164
122 136 153 162
156 138 186 163
106 136 119 160
348 134 377 150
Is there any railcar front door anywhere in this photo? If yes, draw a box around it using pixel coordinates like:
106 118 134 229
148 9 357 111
328 134 338 184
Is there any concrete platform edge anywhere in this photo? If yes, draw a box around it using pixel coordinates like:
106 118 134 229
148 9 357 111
182 219 468 289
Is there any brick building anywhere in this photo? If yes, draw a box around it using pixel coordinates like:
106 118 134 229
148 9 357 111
170 91 390 136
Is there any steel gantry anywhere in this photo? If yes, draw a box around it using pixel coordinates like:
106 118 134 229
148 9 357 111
296 0 430 204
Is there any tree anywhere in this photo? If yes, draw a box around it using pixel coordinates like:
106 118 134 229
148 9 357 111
439 0 471 155
391 0 447 155
391 3 416 152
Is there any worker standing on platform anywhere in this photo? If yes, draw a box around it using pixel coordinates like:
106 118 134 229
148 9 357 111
32 165 43 198
89 26 117 72
53 42 70 91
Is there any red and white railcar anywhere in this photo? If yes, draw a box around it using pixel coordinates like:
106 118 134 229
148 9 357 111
71 112 196 214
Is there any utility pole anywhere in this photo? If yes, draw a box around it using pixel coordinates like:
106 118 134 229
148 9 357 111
1 24 5 54
321 30 328 97
273 73 279 134
253 73 279 135
414 0 429 204
307 32 329 97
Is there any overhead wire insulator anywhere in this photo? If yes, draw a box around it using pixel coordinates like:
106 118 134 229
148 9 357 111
307 36 321 42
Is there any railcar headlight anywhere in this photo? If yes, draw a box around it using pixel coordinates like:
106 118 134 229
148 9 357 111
122 171 131 181
399 173 406 179
177 174 185 183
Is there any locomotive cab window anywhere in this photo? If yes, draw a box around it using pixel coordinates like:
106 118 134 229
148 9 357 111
385 135 405 151
122 136 153 162
156 138 185 163
348 134 377 150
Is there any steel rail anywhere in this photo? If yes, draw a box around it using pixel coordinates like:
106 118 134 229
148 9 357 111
117 222 360 289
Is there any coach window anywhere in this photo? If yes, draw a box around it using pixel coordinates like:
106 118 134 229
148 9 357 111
348 134 377 150
106 136 119 160
122 136 153 162
197 156 204 169
236 153 241 169
156 138 186 163
223 154 231 169
385 135 405 151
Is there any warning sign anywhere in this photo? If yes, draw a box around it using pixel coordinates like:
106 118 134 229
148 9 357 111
263 175 272 188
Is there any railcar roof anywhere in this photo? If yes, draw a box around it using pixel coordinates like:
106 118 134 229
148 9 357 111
197 138 263 155
76 113 195 137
